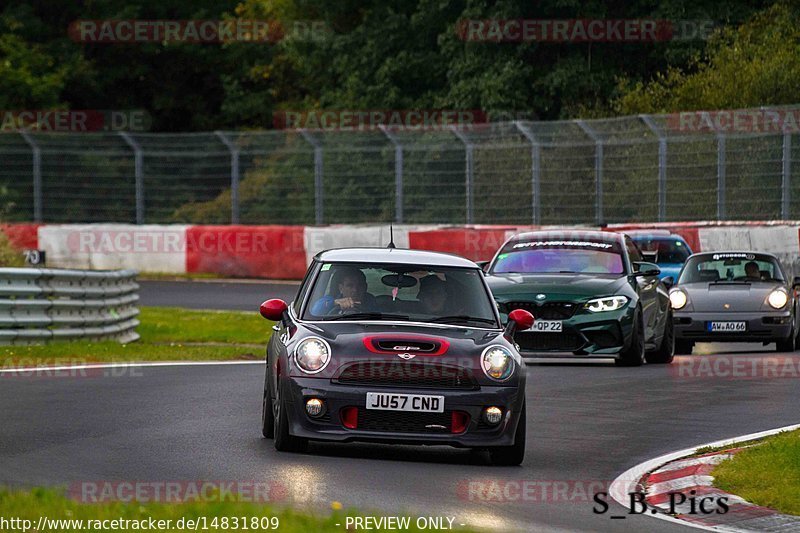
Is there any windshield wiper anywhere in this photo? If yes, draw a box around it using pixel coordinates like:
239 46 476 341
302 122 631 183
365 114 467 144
428 315 497 326
325 312 410 321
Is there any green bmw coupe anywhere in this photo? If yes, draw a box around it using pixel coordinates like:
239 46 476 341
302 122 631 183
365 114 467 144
483 230 674 366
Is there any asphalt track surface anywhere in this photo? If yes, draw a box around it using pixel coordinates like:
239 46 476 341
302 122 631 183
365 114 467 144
2 281 799 532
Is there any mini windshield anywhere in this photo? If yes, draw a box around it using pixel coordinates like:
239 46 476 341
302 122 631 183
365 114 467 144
631 237 691 263
492 239 625 275
303 262 499 328
679 253 784 283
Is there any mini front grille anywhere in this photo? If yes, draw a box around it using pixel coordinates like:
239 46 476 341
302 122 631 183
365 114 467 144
507 301 578 320
516 331 584 351
334 361 477 389
357 409 453 433
375 340 438 353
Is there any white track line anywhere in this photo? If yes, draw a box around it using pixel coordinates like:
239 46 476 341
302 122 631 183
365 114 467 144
609 423 800 532
0 360 265 375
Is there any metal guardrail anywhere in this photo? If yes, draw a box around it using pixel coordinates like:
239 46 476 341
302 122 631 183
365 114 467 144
0 268 140 345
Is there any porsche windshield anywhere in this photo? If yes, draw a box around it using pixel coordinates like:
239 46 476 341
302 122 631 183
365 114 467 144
679 253 785 283
303 263 499 327
492 240 625 275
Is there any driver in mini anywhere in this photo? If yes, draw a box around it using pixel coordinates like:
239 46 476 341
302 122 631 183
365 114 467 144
417 275 451 315
311 267 376 315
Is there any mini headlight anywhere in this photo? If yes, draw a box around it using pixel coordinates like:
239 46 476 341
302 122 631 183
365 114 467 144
481 345 515 381
768 289 789 309
669 290 688 310
295 337 331 374
584 296 629 313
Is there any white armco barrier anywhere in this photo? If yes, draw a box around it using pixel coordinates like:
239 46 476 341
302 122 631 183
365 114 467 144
698 225 800 278
38 224 189 273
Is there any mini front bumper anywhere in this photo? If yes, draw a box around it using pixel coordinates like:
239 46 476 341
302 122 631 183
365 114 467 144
513 305 636 358
674 310 793 342
282 376 525 447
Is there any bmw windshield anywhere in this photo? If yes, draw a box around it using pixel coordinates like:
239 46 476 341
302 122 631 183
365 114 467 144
491 240 625 275
302 262 499 328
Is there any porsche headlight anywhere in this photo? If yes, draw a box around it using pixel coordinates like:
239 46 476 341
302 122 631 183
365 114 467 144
584 296 629 313
481 345 515 381
669 290 688 310
294 337 331 374
768 289 789 309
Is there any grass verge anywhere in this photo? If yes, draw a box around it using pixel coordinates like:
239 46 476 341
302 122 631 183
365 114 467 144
0 307 272 366
0 488 471 533
712 429 800 515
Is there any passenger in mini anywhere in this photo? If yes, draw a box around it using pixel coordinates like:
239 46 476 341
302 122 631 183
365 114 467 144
311 267 376 315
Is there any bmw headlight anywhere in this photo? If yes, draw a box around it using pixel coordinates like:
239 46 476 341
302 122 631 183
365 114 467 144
584 296 629 313
481 345 515 381
768 289 789 309
294 337 331 374
669 290 688 310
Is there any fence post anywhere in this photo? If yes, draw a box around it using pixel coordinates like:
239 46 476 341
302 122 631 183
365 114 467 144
379 125 404 223
576 120 604 225
19 131 42 222
783 132 792 220
716 133 726 220
214 131 241 224
514 121 541 225
299 130 324 224
450 126 474 224
118 132 145 224
639 115 667 222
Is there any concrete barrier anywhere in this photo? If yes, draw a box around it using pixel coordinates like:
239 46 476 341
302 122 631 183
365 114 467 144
3 221 800 280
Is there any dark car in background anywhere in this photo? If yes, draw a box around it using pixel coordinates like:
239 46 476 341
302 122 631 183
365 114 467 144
483 230 674 366
628 230 693 282
258 248 534 465
669 251 800 354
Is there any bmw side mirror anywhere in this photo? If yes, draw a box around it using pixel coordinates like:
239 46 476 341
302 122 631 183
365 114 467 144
662 276 675 289
634 262 660 277
505 309 534 338
260 299 288 322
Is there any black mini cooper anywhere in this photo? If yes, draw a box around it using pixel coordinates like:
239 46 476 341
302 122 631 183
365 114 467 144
258 248 533 465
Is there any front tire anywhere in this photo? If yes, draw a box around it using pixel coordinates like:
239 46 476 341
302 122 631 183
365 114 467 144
776 329 796 352
488 402 526 466
646 309 675 364
675 339 694 355
261 384 274 439
616 308 645 367
273 381 308 453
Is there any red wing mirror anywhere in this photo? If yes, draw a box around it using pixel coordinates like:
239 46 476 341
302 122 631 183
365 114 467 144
508 309 534 331
260 299 288 321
